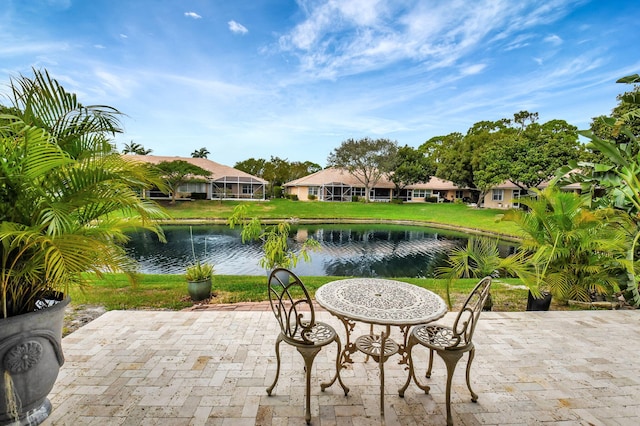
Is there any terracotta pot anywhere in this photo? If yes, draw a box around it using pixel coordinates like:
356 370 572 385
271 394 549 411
0 295 69 425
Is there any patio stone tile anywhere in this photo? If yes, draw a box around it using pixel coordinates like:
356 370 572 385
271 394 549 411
41 309 639 425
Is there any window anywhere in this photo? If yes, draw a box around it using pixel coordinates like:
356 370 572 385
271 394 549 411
412 189 431 198
242 185 252 194
308 186 319 196
178 182 205 193
352 187 366 197
455 190 464 199
492 189 504 201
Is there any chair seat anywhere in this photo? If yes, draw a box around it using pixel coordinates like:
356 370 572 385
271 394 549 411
412 324 461 351
355 333 399 359
286 321 338 347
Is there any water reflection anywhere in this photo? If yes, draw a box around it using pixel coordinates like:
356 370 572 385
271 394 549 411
125 224 510 278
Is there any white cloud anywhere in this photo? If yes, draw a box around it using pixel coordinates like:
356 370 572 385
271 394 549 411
119 34 128 39
544 34 563 45
228 20 248 34
461 64 486 76
184 12 202 19
276 0 582 81
94 44 106 49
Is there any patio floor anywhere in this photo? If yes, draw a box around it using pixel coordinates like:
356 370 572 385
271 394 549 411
43 308 640 425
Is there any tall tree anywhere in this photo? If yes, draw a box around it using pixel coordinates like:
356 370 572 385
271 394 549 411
289 161 322 180
155 160 211 204
327 137 398 202
122 141 152 155
191 147 210 158
419 133 463 176
234 158 267 178
262 156 291 197
388 145 434 199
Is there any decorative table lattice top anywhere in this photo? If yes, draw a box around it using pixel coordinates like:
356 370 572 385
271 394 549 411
315 278 448 326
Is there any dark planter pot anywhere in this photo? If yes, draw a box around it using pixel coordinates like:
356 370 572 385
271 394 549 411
526 290 552 311
0 295 70 425
187 278 212 301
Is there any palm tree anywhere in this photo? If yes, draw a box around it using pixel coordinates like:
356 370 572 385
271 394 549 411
0 69 167 318
502 186 626 303
191 147 210 158
122 141 153 155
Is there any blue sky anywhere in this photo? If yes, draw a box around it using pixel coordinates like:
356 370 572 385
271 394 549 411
1 0 638 167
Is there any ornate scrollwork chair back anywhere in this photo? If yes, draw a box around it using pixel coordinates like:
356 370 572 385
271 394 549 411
449 276 492 350
265 268 344 424
399 276 492 426
268 269 316 345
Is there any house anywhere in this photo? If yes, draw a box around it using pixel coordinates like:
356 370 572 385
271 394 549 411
283 167 475 203
483 174 583 209
483 180 524 209
129 155 267 201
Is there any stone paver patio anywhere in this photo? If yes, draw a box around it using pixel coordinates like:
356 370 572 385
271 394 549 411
43 309 639 425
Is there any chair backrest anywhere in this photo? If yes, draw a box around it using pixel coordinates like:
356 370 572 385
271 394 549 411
268 268 316 345
448 276 492 350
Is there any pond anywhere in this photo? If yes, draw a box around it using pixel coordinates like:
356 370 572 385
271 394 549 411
125 224 514 278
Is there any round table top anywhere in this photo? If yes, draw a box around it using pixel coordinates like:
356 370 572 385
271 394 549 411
315 278 448 326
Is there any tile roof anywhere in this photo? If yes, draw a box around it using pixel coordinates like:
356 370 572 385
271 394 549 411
284 167 467 190
124 155 267 183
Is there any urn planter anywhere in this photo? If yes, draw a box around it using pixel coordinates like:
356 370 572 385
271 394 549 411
526 290 552 311
0 295 69 425
187 278 212 301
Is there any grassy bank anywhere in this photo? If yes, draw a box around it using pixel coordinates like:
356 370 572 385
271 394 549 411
73 273 550 313
157 199 521 238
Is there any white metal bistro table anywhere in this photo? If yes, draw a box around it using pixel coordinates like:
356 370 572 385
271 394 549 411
315 278 448 395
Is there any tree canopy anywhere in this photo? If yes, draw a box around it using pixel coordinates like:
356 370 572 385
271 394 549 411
421 111 580 205
234 157 321 198
327 137 398 202
388 145 434 198
155 160 211 204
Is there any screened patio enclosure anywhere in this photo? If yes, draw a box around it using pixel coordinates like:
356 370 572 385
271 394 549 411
211 176 266 200
319 182 353 201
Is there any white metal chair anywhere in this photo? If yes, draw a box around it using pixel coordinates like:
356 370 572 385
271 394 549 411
399 277 492 425
265 268 346 423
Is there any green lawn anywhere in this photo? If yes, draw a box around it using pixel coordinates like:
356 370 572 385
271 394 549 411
158 198 521 238
73 273 537 312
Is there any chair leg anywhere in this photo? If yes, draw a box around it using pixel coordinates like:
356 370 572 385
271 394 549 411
440 351 464 426
298 346 322 424
321 336 350 395
399 335 431 397
379 353 386 416
426 348 434 378
465 347 478 402
266 334 284 396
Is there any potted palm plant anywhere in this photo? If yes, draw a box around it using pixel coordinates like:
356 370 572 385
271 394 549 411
0 70 166 425
502 186 626 309
185 227 214 301
185 261 214 301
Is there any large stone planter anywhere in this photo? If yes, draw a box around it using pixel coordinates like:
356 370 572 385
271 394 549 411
0 295 69 425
